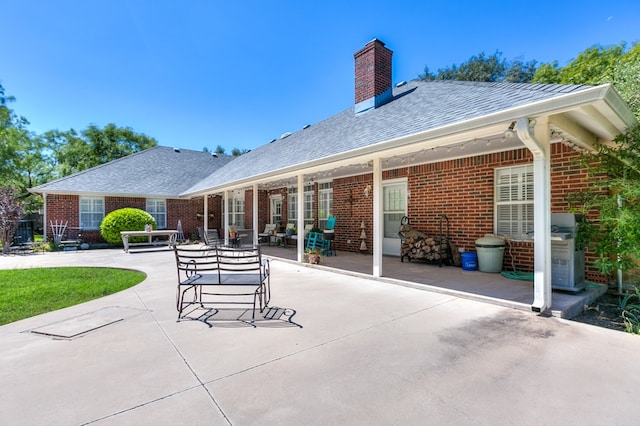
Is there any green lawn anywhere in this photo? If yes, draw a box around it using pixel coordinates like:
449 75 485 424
0 267 146 325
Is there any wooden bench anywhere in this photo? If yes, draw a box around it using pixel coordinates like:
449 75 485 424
174 246 270 325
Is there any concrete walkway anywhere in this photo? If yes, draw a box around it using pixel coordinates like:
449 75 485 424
0 248 638 425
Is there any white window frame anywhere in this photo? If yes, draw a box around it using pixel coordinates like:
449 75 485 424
288 187 297 224
304 184 314 226
228 193 245 228
270 194 282 225
318 181 333 230
495 164 534 240
79 196 104 230
146 198 167 229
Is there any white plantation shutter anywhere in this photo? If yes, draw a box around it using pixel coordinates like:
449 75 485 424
495 165 534 239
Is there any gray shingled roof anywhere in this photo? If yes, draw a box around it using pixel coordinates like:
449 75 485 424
33 80 597 198
32 146 235 197
184 80 592 195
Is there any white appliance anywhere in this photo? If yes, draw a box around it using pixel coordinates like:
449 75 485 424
550 213 585 292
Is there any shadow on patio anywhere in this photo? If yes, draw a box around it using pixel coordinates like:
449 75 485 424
260 245 606 319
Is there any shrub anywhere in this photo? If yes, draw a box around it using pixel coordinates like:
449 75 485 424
100 208 156 244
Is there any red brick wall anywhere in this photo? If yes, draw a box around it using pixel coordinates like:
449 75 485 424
42 143 606 283
333 175 373 253
45 194 223 244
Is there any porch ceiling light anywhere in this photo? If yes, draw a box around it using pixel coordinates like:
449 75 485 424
504 121 516 139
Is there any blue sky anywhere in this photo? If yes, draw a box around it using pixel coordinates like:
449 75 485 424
3 0 639 153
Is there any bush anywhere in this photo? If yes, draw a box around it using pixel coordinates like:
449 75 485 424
100 208 156 244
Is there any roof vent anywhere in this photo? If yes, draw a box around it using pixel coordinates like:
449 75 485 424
280 132 292 139
211 153 218 157
173 147 180 152
303 124 311 129
270 138 276 143
395 81 407 87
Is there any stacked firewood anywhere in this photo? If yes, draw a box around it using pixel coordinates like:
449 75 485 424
401 236 450 263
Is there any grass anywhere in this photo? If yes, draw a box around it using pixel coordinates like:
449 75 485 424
0 267 146 325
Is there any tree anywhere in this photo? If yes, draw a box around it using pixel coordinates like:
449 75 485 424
420 51 532 83
0 185 25 254
558 43 625 85
568 124 640 280
504 57 537 83
214 145 226 155
531 61 561 84
45 123 158 177
533 42 640 118
0 83 52 213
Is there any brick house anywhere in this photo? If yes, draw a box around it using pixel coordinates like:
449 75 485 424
31 39 637 313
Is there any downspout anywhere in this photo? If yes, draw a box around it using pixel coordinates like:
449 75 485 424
515 117 552 313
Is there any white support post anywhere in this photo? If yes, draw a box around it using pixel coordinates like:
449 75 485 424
297 174 305 262
203 194 208 231
223 190 229 246
253 184 259 247
516 117 552 313
43 193 47 243
372 157 383 277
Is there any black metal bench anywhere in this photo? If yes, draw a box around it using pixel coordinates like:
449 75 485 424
174 246 270 325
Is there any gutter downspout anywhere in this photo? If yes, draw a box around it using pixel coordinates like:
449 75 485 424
516 117 552 313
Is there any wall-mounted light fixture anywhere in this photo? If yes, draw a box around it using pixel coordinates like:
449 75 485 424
504 121 516 139
363 184 372 198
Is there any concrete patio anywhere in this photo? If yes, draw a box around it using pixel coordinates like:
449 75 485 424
259 245 606 319
0 246 635 425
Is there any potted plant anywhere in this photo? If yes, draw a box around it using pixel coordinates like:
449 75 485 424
229 226 237 239
305 248 322 264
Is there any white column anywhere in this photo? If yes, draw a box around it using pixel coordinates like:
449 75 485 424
253 184 259 246
297 174 305 262
372 158 383 277
223 190 229 246
43 193 47 242
516 117 552 313
203 194 208 231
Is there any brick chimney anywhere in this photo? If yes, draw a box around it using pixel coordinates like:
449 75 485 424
354 39 393 114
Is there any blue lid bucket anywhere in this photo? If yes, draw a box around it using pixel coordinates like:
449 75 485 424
461 251 477 271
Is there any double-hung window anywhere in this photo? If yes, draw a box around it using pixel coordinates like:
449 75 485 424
228 194 245 228
495 165 534 240
304 184 314 226
288 187 297 224
318 182 333 230
79 197 104 230
146 199 167 229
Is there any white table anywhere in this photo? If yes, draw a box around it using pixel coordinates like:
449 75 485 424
120 230 178 253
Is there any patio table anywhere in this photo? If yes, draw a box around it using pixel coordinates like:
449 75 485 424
120 230 178 253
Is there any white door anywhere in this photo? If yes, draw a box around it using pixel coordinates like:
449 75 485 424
383 180 407 256
270 195 282 225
